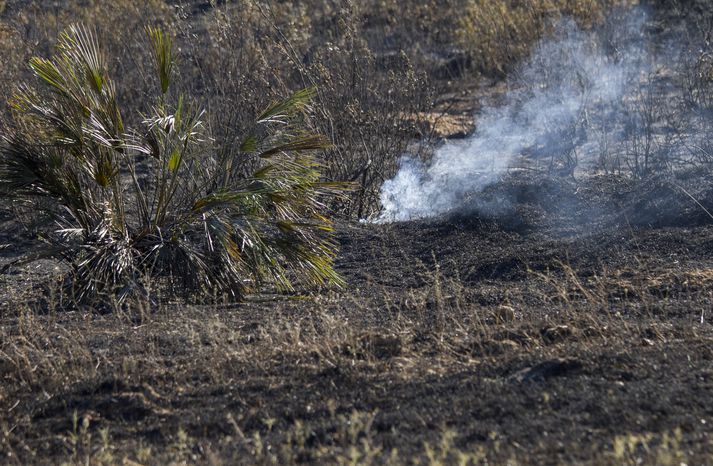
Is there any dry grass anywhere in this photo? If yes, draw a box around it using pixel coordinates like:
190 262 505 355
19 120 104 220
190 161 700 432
456 0 626 76
2 246 713 463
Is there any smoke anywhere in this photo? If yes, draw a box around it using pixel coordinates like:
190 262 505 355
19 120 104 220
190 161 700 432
376 8 669 223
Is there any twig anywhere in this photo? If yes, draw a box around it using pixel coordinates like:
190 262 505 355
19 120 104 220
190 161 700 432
671 182 713 221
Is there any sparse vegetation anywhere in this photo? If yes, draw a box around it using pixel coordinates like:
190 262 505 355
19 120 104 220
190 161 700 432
457 0 618 76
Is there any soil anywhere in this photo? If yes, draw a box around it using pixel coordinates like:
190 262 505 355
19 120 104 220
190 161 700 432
2 171 713 465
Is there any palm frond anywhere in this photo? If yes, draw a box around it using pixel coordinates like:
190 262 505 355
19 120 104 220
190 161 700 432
257 87 317 123
258 134 332 158
145 26 174 95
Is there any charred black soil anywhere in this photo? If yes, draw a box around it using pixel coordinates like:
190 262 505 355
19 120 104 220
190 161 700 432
2 173 713 465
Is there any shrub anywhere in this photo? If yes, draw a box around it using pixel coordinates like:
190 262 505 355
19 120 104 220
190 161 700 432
0 24 347 304
457 0 614 76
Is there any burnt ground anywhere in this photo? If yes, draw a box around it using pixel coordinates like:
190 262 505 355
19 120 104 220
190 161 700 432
1 172 713 465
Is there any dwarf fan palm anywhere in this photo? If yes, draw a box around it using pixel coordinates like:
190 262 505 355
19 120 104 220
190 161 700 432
0 24 347 304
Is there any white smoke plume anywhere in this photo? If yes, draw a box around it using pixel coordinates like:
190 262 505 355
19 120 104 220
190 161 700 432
377 9 657 222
